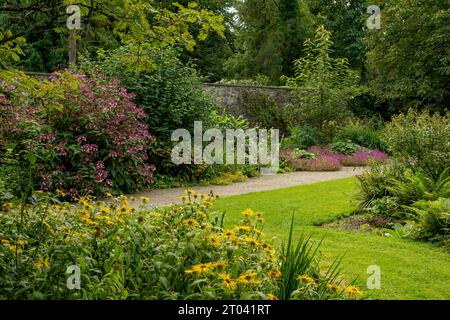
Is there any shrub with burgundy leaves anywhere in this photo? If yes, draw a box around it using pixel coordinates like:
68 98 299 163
0 70 155 198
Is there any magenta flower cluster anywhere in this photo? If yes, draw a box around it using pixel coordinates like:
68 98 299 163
283 147 387 172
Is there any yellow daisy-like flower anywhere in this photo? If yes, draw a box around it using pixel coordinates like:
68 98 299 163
34 257 50 270
1 239 10 244
105 192 113 198
244 236 261 247
219 273 237 290
117 205 132 214
8 245 23 254
185 189 195 195
183 218 199 227
242 208 255 218
297 274 314 284
268 268 282 279
208 236 222 247
237 272 258 284
209 261 228 269
327 283 340 292
99 206 110 214
1 202 13 211
55 189 66 198
345 285 363 298
185 263 211 275
223 230 235 239
140 197 150 204
267 293 279 301
180 196 188 202
17 239 28 245
234 225 252 232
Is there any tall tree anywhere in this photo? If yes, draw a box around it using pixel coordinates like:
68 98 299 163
0 0 225 72
226 0 314 84
365 0 450 113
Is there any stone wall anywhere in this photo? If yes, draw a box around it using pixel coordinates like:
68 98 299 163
203 83 293 117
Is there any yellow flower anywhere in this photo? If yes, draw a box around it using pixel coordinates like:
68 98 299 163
219 273 237 290
209 261 228 269
223 230 235 239
267 293 279 301
55 189 66 197
185 189 195 195
99 206 110 214
1 239 10 244
185 263 212 275
140 197 150 204
1 202 13 211
345 285 363 298
18 239 28 245
183 218 199 227
8 245 23 254
105 192 113 198
180 196 188 202
297 274 314 284
117 205 132 214
208 236 222 247
234 225 252 232
327 283 340 292
203 200 212 207
34 257 50 270
237 272 258 284
130 196 136 201
242 208 254 218
268 268 282 279
245 236 261 247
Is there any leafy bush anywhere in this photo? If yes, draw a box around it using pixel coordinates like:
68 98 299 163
291 149 316 160
330 141 363 155
79 47 217 142
335 120 385 150
409 198 450 246
283 126 325 150
0 191 359 300
0 71 154 198
382 110 450 180
387 168 450 206
239 91 288 135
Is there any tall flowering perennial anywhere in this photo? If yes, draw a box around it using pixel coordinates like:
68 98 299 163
0 70 155 197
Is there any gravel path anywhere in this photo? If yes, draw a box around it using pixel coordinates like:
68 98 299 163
130 167 366 206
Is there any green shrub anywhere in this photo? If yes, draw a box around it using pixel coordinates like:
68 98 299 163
409 198 450 246
282 126 325 149
387 168 450 206
335 120 385 150
79 47 217 142
291 149 316 160
239 91 288 135
382 110 450 180
330 141 363 155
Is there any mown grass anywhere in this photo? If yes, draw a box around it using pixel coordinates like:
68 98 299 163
213 178 450 300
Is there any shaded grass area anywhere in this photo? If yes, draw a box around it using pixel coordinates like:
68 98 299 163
213 178 450 300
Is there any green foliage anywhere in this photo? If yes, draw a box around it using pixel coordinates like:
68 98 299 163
238 91 288 135
409 198 450 246
291 149 316 160
330 141 363 155
79 47 217 142
1 0 225 72
282 126 325 149
0 30 25 69
365 0 450 112
225 0 314 84
387 169 450 206
307 0 367 72
335 120 385 150
382 110 450 180
283 26 361 131
278 215 348 300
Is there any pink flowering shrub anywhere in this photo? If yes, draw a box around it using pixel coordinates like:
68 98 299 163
0 71 155 198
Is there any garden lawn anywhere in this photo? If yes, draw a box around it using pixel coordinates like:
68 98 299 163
213 178 450 300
